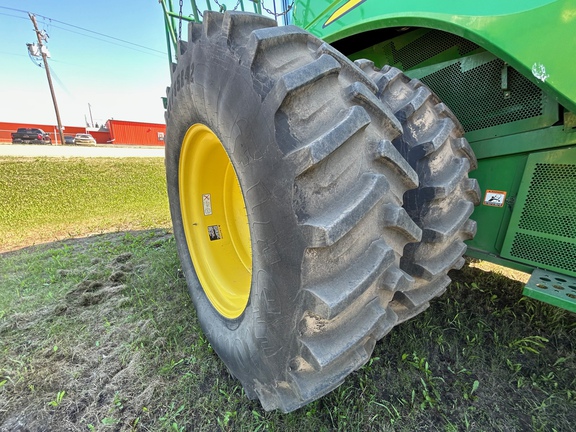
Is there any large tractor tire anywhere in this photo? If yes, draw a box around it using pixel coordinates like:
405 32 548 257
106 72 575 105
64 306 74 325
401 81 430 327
163 11 458 412
355 61 481 321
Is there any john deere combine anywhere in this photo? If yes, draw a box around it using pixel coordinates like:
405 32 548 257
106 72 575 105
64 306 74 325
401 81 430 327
158 0 576 412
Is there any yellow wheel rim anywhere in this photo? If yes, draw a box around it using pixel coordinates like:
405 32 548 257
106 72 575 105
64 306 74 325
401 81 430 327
179 124 252 319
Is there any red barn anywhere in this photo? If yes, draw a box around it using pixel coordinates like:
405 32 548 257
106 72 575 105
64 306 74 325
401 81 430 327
106 120 166 146
0 120 166 146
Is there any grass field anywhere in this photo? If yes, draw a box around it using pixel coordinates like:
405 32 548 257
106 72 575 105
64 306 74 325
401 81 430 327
0 157 171 252
1 157 575 431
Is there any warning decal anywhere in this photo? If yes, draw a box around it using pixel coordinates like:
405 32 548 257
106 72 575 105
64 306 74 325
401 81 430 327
202 194 212 216
208 225 222 241
483 190 507 207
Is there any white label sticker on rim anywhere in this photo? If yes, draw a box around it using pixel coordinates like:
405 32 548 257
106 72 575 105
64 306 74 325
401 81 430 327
202 194 212 216
208 225 222 241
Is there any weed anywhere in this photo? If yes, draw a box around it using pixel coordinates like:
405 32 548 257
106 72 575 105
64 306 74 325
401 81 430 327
509 335 549 354
159 402 186 430
101 417 120 426
463 380 480 401
113 392 125 411
47 390 66 408
217 410 237 429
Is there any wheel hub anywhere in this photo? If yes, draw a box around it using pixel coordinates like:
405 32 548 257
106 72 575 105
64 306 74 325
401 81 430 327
179 124 252 319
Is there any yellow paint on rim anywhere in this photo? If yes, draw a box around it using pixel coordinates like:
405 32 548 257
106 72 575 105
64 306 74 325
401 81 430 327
324 0 367 27
179 124 252 319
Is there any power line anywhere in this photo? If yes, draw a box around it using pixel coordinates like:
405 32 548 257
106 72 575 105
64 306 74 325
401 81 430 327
0 11 29 21
0 50 28 58
0 6 167 56
43 18 167 55
47 23 166 58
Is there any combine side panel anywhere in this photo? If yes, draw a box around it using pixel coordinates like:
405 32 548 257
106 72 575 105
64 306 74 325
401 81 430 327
294 0 576 114
501 147 576 277
292 0 576 307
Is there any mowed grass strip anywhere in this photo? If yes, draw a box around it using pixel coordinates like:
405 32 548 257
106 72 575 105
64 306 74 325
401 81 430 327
0 157 170 251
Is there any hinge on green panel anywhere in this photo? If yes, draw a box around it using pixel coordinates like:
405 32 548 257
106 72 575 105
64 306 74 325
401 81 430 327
524 268 576 313
501 63 511 99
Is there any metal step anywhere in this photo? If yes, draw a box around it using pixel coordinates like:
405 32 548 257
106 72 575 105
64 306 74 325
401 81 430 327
524 268 576 313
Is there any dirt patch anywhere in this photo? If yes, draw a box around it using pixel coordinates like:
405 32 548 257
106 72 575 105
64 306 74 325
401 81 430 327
0 230 173 431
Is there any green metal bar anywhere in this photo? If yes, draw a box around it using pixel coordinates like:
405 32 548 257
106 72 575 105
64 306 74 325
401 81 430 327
160 0 178 58
470 126 576 160
205 0 212 11
190 0 201 22
164 15 174 68
165 10 196 22
168 0 177 40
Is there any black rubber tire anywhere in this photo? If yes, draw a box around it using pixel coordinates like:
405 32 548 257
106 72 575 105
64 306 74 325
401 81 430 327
355 60 481 322
165 11 423 412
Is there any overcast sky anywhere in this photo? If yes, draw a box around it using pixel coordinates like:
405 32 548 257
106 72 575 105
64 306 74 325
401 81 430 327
0 1 283 128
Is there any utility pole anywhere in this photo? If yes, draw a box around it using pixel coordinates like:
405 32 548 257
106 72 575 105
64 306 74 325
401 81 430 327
28 13 65 145
88 103 94 127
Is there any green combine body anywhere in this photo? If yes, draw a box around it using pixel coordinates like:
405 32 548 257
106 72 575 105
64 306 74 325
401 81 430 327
158 0 576 411
292 0 576 310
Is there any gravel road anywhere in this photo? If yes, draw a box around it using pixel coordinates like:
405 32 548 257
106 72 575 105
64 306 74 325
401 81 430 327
0 144 164 158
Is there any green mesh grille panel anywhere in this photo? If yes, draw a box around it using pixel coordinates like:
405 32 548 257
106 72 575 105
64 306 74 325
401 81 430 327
510 234 576 274
372 29 559 139
389 30 479 71
518 163 576 239
420 59 544 132
502 149 576 277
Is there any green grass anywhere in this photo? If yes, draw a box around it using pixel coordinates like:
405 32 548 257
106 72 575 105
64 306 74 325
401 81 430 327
1 157 575 431
0 157 170 251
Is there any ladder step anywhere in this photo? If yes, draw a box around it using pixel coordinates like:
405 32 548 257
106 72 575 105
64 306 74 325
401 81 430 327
524 268 576 313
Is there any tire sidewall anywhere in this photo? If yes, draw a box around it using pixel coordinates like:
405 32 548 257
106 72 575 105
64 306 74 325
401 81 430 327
165 37 304 393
